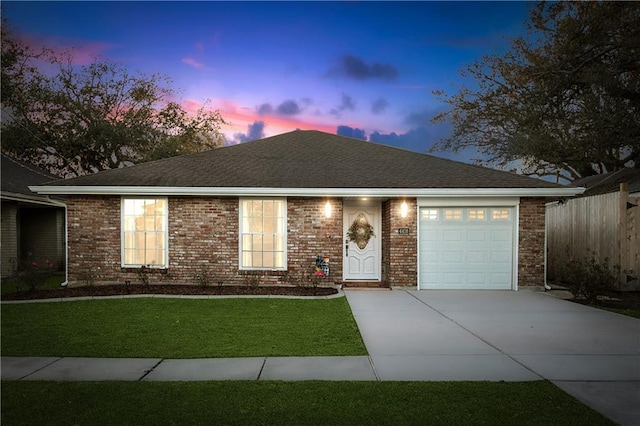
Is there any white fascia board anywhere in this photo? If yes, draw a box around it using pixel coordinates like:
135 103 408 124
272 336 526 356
1 191 67 208
29 185 586 198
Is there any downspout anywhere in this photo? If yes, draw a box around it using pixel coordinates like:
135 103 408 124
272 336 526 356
544 202 551 291
61 204 69 288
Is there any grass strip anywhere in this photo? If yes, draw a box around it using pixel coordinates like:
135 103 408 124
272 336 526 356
1 298 366 358
0 381 613 426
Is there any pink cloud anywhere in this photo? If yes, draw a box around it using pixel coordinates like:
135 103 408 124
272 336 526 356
184 99 336 139
19 33 116 65
182 57 207 69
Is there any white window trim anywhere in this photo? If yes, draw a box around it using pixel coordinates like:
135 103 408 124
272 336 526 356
238 197 287 271
120 197 169 268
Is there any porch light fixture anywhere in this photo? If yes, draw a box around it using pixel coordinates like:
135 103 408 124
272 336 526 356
400 201 408 218
325 201 332 218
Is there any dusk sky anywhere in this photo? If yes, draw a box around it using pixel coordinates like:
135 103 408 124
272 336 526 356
3 1 532 162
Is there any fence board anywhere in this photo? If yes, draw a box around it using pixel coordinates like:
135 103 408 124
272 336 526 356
546 191 637 289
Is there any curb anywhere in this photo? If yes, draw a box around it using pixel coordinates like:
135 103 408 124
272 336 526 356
1 289 345 304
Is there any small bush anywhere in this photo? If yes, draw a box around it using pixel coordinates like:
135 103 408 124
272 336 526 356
557 252 620 303
245 274 261 288
11 259 55 292
193 267 214 287
138 266 150 286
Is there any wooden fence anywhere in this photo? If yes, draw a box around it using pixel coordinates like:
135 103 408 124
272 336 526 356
546 183 639 290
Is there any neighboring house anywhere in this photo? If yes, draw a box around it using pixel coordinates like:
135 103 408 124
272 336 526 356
1 154 66 278
31 130 582 290
546 168 640 290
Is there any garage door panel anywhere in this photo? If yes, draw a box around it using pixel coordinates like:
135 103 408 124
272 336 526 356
468 229 487 241
467 250 488 263
420 229 440 242
490 229 511 242
443 272 463 285
443 250 463 263
490 250 511 263
443 229 462 241
419 206 514 290
467 274 488 285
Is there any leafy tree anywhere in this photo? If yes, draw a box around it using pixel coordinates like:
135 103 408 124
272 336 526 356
1 23 225 177
432 1 640 182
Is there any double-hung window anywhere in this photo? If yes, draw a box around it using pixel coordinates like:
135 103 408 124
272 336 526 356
122 198 168 268
240 198 286 270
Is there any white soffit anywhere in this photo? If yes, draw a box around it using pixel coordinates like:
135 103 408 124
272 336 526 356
29 186 586 198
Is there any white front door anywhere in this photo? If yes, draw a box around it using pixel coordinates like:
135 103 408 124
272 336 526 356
343 201 381 281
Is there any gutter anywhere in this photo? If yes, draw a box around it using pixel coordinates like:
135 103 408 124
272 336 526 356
29 185 587 198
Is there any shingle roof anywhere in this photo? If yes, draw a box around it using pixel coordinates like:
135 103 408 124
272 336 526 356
570 168 640 196
1 154 60 198
41 130 563 190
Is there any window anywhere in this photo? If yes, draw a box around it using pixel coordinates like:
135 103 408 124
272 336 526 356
492 209 510 220
421 209 439 221
122 198 168 267
468 209 485 220
444 209 462 221
240 199 286 269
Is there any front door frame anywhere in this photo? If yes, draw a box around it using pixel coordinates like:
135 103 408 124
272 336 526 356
343 200 382 282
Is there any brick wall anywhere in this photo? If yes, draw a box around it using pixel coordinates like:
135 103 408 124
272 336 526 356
66 195 546 289
67 196 121 284
383 198 417 287
286 197 343 285
518 197 546 287
167 197 238 284
66 196 344 286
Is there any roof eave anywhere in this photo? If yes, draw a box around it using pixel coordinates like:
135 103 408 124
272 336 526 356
30 186 586 198
1 191 67 207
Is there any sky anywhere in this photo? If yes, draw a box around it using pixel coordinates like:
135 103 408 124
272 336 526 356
2 1 533 162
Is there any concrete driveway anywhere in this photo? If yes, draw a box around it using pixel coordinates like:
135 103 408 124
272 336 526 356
345 289 640 426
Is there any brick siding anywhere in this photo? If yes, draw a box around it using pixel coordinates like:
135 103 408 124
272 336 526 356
65 195 543 289
518 197 546 287
383 198 417 287
66 196 344 286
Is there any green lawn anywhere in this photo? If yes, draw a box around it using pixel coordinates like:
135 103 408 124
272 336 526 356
0 381 613 426
598 306 640 319
0 298 366 358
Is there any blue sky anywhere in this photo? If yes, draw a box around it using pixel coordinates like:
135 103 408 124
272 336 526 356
3 1 532 161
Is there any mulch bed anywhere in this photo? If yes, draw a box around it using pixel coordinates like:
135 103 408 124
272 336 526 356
571 291 640 310
1 284 339 301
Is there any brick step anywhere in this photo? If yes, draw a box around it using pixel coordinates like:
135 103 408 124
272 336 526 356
342 281 389 288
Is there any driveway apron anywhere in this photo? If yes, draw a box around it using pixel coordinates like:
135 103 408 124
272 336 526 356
345 289 640 426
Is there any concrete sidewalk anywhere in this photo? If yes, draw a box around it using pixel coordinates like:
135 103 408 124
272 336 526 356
1 355 378 382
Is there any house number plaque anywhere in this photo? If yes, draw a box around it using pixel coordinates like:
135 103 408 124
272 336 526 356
397 228 410 235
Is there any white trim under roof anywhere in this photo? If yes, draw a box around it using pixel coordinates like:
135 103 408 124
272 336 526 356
1 191 67 208
29 185 586 198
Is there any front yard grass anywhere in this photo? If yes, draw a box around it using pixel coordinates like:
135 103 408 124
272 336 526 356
0 298 366 358
0 381 613 425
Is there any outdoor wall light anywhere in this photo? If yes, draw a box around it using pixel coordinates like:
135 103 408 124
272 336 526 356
325 201 332 218
400 201 408 218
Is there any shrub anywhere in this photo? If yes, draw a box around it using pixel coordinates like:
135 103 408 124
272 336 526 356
11 259 55 292
193 267 214 287
557 252 620 303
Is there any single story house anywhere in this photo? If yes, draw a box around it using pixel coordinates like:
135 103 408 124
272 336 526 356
1 154 66 278
32 130 583 290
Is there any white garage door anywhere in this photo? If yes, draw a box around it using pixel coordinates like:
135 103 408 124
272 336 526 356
419 207 515 290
